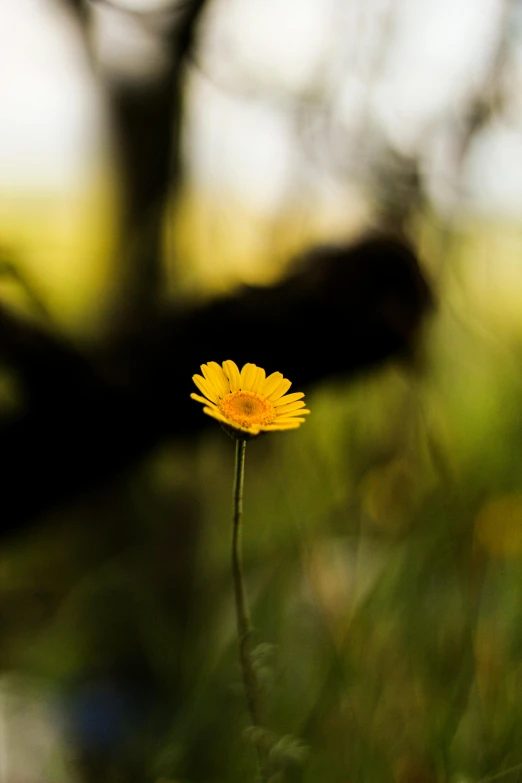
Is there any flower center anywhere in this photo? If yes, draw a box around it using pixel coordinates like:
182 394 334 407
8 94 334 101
218 391 276 429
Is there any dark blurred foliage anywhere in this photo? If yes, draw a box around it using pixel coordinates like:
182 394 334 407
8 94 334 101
0 231 432 533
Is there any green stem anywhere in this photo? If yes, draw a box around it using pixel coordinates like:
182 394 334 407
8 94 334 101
232 438 270 781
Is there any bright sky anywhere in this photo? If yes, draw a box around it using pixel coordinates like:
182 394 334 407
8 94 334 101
1 0 521 216
0 0 104 190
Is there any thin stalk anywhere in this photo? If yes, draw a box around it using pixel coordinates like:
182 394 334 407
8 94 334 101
231 438 270 781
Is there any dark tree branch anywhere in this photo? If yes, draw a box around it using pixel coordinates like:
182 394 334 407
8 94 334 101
0 233 432 536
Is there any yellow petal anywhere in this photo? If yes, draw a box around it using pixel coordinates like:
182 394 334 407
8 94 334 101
191 392 219 408
193 374 219 403
202 406 230 425
240 363 258 391
250 366 266 393
262 422 301 431
273 392 305 407
262 372 283 397
202 362 229 398
272 417 306 425
282 408 310 417
274 400 307 415
223 360 241 392
209 361 230 392
267 378 292 401
199 365 220 397
203 406 262 435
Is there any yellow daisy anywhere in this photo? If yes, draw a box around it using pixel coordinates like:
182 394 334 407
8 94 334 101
191 360 310 437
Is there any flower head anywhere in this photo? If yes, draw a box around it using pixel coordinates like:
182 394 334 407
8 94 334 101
191 360 310 438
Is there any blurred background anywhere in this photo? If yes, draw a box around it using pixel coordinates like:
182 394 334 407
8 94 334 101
2 0 522 781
